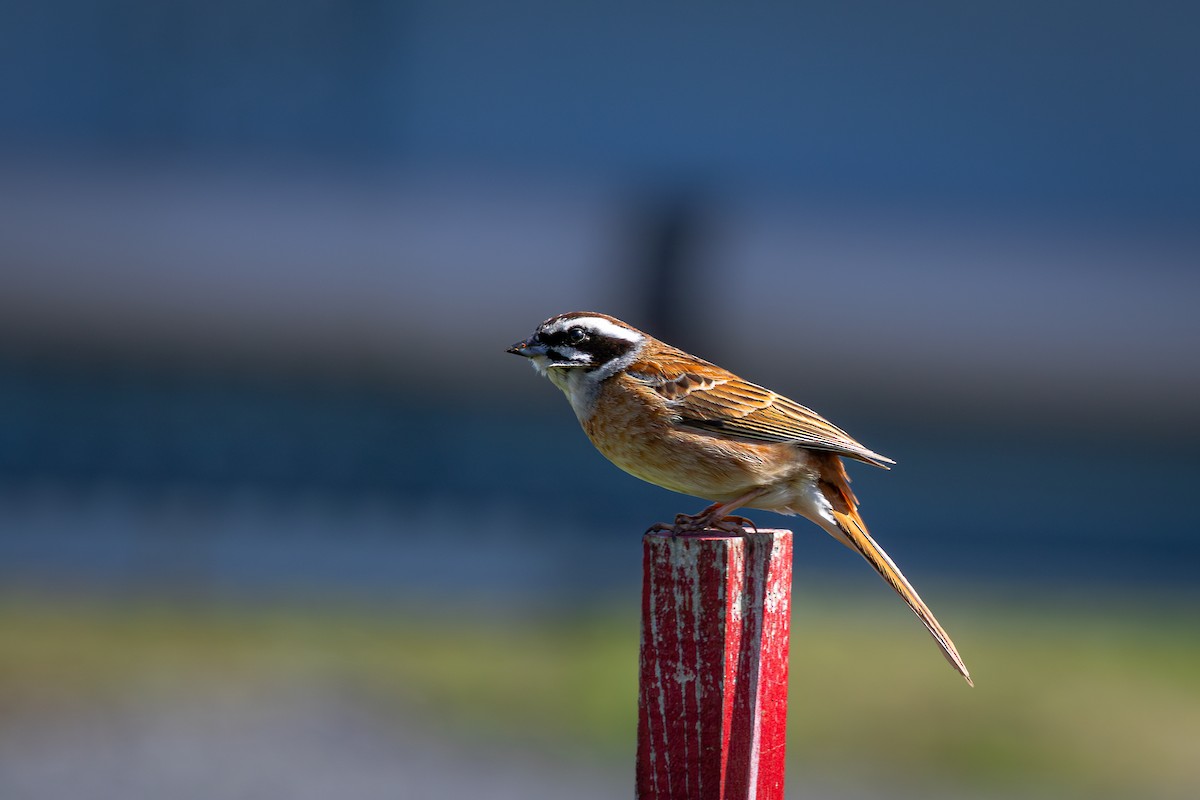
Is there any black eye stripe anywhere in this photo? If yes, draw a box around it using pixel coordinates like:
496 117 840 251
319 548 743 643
537 326 635 369
542 328 585 347
582 335 634 369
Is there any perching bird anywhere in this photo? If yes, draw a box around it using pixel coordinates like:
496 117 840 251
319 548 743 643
508 311 971 685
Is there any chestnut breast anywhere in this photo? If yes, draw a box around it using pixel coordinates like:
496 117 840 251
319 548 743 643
580 372 802 503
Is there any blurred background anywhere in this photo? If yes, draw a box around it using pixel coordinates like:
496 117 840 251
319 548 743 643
1 2 1198 798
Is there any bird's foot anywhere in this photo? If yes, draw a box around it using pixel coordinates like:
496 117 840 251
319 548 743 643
707 514 758 534
646 505 758 536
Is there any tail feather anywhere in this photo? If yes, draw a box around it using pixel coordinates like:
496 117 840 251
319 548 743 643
830 507 973 686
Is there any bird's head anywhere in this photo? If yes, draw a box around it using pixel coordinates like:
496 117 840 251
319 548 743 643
507 312 648 387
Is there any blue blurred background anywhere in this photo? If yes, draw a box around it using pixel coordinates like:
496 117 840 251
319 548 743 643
1 2 1197 798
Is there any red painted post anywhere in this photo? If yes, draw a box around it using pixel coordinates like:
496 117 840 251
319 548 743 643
636 529 793 800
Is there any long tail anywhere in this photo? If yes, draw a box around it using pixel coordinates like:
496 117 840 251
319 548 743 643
812 454 972 685
829 507 972 685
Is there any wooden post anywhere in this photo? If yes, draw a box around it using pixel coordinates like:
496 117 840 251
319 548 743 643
636 529 793 800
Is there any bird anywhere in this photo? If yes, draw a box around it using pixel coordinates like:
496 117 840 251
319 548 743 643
508 311 971 685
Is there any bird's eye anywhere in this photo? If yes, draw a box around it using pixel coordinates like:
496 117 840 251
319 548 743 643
567 327 587 344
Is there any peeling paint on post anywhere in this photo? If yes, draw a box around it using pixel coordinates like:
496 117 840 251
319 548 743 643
636 529 793 800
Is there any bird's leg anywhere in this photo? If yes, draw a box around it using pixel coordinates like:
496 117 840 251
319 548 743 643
646 491 764 535
646 503 724 534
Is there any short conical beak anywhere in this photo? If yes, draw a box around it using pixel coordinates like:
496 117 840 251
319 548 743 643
507 338 543 357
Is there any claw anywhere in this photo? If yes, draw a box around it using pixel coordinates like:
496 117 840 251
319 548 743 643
645 509 758 536
711 514 757 534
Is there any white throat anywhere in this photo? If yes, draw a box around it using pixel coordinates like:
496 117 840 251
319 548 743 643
546 367 598 420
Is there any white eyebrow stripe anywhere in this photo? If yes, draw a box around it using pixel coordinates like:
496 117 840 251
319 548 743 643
544 316 643 343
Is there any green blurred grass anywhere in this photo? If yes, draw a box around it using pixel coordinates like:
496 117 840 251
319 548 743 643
0 591 1196 798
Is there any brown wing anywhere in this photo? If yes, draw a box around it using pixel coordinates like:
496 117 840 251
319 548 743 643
628 347 895 468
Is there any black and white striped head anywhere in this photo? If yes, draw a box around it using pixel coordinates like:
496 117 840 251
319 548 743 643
507 312 647 380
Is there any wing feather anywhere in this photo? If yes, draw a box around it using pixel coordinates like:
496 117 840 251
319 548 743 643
629 349 894 468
